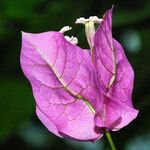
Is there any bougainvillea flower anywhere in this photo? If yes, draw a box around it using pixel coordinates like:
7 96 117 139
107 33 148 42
20 8 138 142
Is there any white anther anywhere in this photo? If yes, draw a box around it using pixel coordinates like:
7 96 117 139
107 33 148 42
64 36 78 45
75 16 102 24
60 26 72 33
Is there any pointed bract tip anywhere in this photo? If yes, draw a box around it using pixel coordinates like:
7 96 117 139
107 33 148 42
112 4 114 9
21 31 31 39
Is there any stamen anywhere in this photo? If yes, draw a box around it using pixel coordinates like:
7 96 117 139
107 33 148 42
60 26 72 33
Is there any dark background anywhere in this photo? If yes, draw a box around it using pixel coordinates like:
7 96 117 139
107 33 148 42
0 0 150 150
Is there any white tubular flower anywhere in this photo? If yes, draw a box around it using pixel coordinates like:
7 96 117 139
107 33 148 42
75 16 102 24
75 16 103 51
65 36 78 45
60 26 72 33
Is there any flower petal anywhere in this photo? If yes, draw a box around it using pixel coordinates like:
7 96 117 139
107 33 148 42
94 8 115 90
94 97 138 130
20 31 102 141
93 8 138 130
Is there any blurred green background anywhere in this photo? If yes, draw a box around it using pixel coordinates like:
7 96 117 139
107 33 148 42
0 0 150 149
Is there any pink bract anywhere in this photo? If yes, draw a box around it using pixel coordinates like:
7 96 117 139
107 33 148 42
20 8 138 142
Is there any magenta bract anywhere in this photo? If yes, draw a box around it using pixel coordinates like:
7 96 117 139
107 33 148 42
20 8 138 142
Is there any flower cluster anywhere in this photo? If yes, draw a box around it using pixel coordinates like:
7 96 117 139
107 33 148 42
20 8 138 142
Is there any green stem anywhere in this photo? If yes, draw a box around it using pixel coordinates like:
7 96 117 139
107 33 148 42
105 131 116 150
